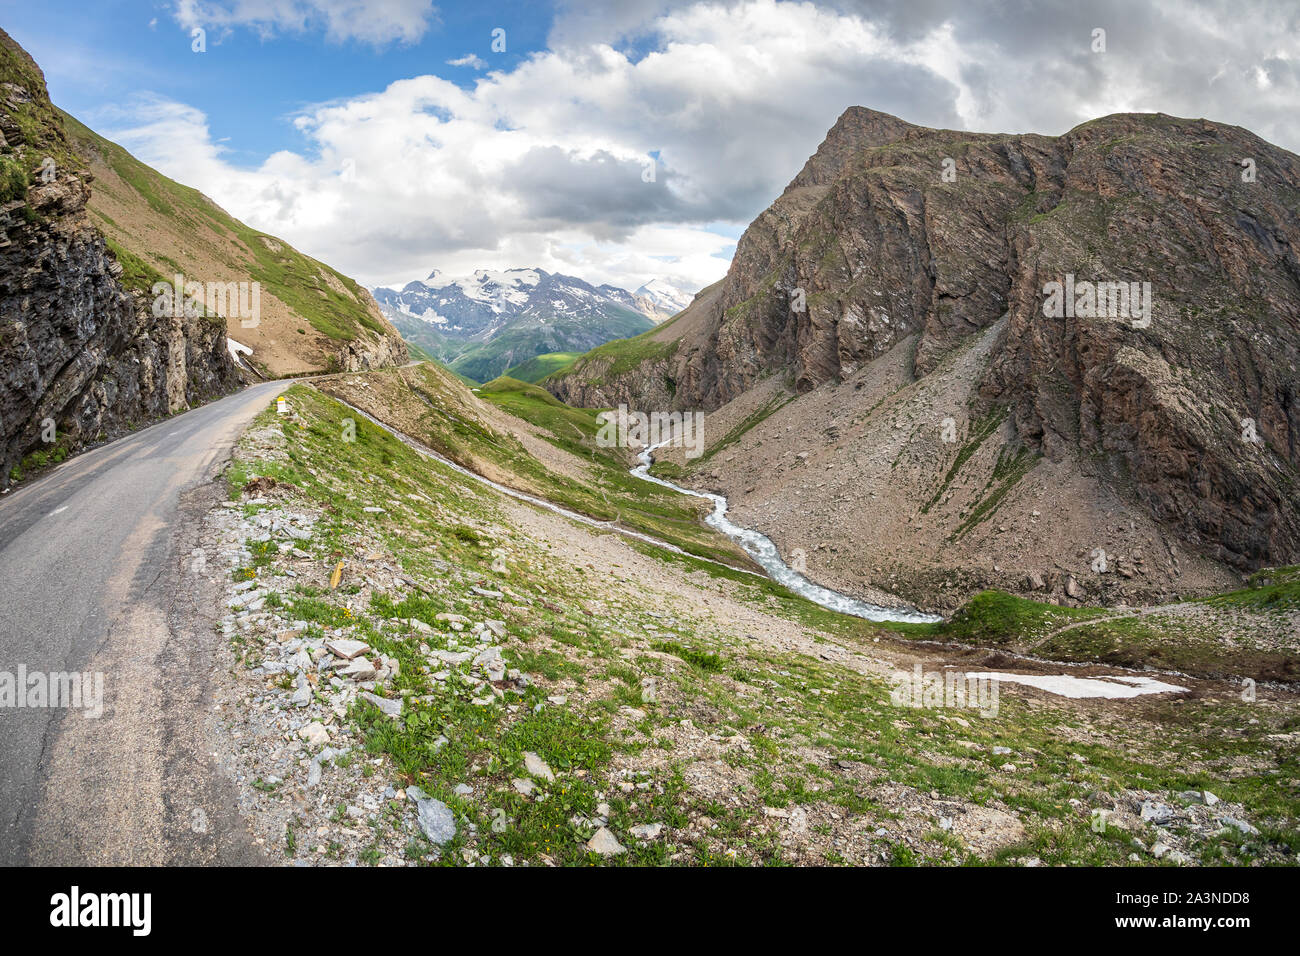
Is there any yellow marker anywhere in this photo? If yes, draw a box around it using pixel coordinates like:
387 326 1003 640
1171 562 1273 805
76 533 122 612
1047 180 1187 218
329 561 343 590
276 396 287 415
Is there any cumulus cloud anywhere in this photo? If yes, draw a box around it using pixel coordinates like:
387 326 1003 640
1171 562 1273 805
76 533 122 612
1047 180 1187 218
117 0 1300 295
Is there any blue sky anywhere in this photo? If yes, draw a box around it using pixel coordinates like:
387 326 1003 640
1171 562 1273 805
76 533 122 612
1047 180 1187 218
2 1 1297 293
5 2 551 163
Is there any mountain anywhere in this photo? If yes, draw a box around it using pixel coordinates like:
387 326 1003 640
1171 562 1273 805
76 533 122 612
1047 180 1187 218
632 277 695 318
549 106 1300 610
372 268 685 382
0 28 241 486
60 114 407 378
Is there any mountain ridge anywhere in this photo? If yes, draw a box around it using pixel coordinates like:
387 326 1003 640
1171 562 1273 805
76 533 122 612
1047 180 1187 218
548 105 1300 604
373 267 694 382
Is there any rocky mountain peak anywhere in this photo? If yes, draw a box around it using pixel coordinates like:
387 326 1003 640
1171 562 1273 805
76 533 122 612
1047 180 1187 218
550 106 1300 574
786 106 917 191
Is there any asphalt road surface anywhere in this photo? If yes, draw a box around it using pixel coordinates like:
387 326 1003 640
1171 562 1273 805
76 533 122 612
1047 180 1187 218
0 381 283 865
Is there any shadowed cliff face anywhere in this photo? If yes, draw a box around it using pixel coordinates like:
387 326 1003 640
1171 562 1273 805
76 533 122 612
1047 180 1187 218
0 28 238 486
550 106 1300 571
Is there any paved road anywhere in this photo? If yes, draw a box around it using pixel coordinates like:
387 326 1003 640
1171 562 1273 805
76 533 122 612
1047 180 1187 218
0 381 283 865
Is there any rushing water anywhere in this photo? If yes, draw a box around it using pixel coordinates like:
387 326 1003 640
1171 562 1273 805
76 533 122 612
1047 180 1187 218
630 442 942 624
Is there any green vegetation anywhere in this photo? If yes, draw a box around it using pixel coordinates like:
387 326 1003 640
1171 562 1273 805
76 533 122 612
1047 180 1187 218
564 326 680 385
0 155 28 203
218 378 1300 867
952 445 1040 539
7 436 72 484
884 591 1107 644
502 351 582 383
102 237 165 295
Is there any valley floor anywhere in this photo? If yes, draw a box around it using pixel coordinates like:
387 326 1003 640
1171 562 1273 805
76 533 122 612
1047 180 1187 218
198 372 1300 867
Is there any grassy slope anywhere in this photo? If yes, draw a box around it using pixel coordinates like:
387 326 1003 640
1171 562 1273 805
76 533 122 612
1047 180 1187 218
340 365 1300 685
316 366 751 568
221 383 1300 866
502 351 581 383
554 316 684 387
59 111 387 350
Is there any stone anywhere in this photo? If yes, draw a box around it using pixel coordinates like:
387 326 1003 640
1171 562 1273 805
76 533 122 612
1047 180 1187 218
523 751 555 782
289 675 311 707
298 721 330 747
1140 801 1173 825
326 638 370 660
585 827 626 856
416 798 457 844
512 778 536 796
1218 815 1259 835
360 691 402 718
630 823 663 840
340 657 378 681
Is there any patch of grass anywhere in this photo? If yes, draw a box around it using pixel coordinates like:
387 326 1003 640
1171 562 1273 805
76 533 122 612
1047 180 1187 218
652 640 724 672
502 351 582 383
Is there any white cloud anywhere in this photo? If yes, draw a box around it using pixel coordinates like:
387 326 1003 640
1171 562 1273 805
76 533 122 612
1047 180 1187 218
170 0 438 46
109 0 1300 296
447 53 487 69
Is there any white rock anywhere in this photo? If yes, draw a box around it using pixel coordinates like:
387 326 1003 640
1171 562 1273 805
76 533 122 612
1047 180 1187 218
523 751 555 782
340 657 378 681
298 722 330 747
630 823 663 840
586 827 626 856
326 638 370 660
360 691 402 718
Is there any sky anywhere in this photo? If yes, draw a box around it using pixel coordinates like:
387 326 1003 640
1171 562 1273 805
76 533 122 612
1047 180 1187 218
3 0 1299 295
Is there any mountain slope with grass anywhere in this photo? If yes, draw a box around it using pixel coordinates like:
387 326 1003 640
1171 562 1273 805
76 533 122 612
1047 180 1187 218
551 106 1300 610
0 28 238 487
60 112 407 377
199 361 1300 867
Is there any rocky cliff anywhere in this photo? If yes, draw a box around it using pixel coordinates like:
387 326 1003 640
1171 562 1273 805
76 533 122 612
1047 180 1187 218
551 106 1300 573
0 28 238 487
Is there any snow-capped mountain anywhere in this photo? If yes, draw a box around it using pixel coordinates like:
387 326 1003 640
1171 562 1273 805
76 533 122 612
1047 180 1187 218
372 268 694 382
632 277 694 318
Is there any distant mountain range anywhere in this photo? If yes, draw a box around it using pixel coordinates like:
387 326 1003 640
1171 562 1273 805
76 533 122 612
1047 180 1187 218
372 268 694 382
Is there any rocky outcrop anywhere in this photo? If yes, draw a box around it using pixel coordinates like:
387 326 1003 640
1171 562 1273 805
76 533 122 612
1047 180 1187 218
0 28 238 486
551 107 1300 571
